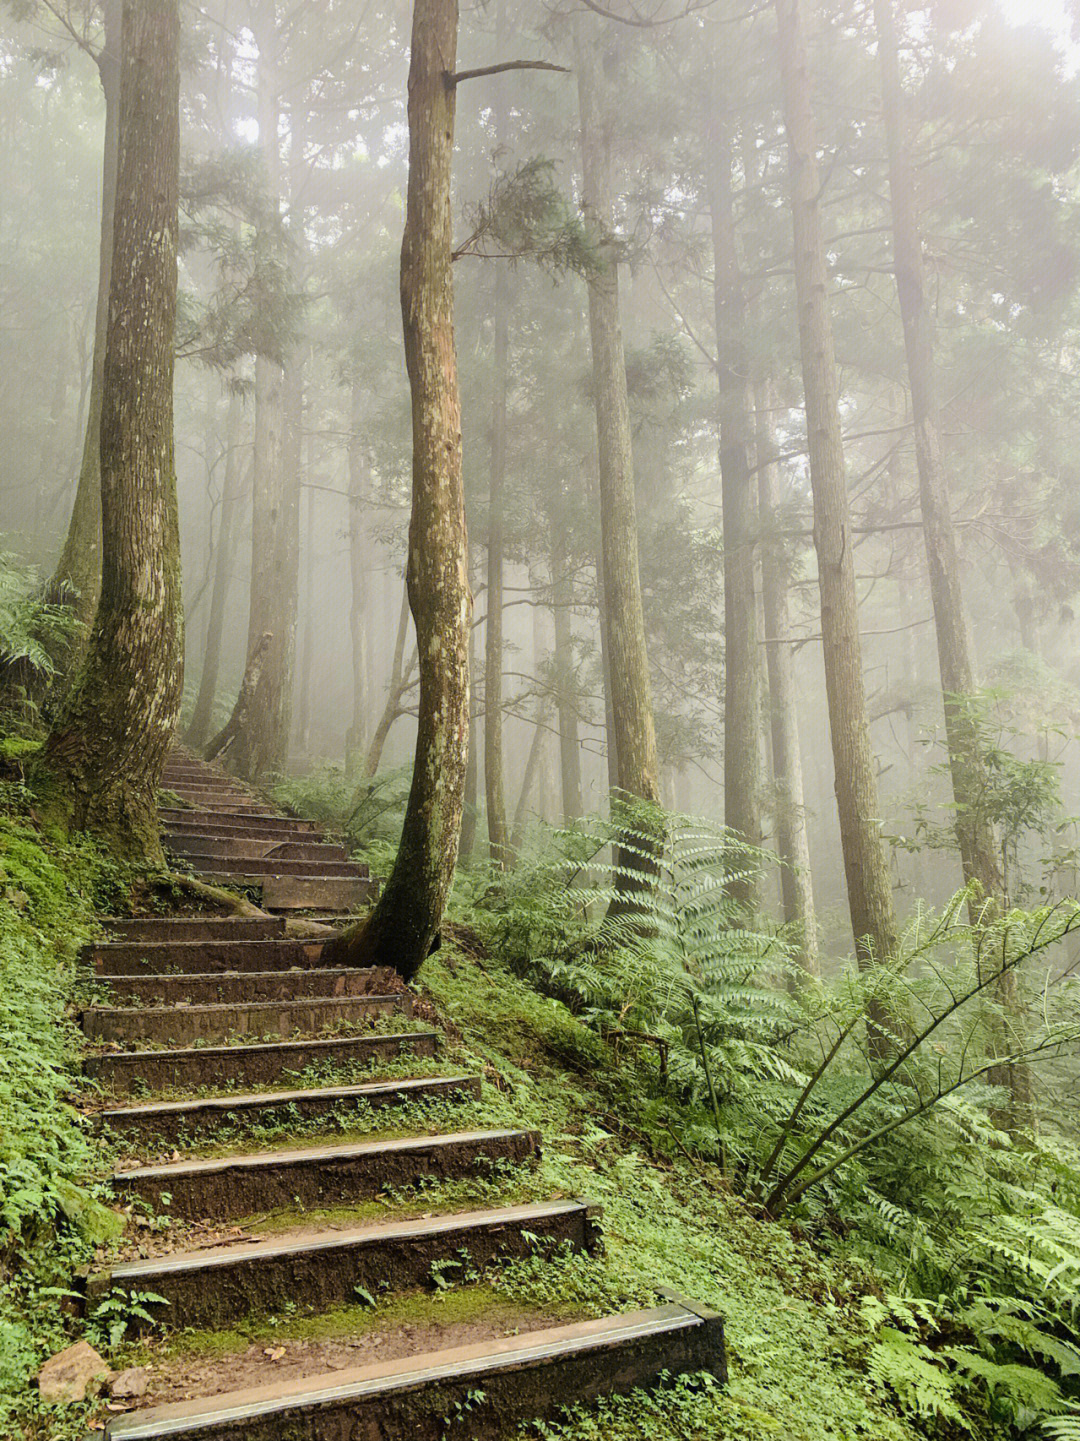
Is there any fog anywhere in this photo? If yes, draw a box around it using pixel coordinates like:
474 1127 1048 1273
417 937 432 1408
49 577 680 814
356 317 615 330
4 0 1080 960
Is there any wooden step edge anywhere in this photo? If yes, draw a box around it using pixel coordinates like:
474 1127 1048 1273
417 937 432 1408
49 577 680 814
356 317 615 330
84 1030 440 1073
113 1128 541 1184
88 1197 600 1290
102 1301 725 1439
87 966 386 992
82 993 408 1024
94 1074 481 1126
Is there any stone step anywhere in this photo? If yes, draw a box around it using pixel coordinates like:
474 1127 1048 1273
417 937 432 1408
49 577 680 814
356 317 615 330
87 938 332 976
100 917 286 944
94 1075 482 1146
259 875 376 912
161 811 318 837
111 1128 542 1220
166 837 349 863
83 993 412 1047
101 1298 725 1441
85 1031 439 1094
187 857 365 879
91 966 392 1007
85 1198 599 1333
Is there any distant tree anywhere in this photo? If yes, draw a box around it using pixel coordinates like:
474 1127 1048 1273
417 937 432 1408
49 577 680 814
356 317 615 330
774 0 898 1048
37 0 183 858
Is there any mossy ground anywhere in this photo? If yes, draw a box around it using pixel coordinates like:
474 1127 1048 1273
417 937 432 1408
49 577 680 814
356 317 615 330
2 801 930 1440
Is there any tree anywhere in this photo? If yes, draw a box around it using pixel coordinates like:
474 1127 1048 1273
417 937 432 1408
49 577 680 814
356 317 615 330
324 0 471 982
45 0 121 646
774 0 898 1037
873 0 1031 1122
704 96 761 908
574 16 662 847
37 0 183 860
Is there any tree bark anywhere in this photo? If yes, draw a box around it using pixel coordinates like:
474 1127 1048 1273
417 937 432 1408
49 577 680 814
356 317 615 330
38 0 183 861
324 0 471 981
874 0 1032 1125
575 17 661 869
46 0 122 642
205 631 273 764
775 0 899 1049
186 389 246 751
705 107 761 907
755 380 819 977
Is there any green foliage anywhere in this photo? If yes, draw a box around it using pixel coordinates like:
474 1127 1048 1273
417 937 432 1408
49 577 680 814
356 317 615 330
456 158 595 275
0 547 81 722
270 763 410 872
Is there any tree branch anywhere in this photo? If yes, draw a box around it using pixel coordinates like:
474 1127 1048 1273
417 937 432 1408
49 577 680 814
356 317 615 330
448 60 570 86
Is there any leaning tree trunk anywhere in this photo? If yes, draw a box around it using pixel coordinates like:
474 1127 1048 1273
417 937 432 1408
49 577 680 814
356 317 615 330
324 0 471 981
705 105 761 908
756 380 819 977
37 0 182 862
45 0 122 646
575 19 661 875
775 0 899 1051
874 0 1031 1126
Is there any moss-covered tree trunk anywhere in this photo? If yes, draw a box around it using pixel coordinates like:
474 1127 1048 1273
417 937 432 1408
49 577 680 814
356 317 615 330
775 0 899 1052
324 0 471 982
38 0 183 862
46 0 122 644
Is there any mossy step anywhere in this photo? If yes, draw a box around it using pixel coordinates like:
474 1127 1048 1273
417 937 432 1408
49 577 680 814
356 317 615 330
87 939 333 977
90 967 395 1007
84 1031 439 1094
102 1299 725 1441
85 1198 599 1332
82 993 411 1046
111 1128 542 1221
94 1075 482 1145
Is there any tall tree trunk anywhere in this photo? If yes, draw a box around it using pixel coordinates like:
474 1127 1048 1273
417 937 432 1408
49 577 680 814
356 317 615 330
551 525 583 819
874 0 1031 1125
775 0 899 1050
705 107 761 906
485 255 511 865
755 380 819 976
46 0 122 641
576 22 660 841
38 0 182 860
231 4 298 782
297 476 315 757
186 389 245 751
325 0 471 981
345 385 370 776
459 552 480 861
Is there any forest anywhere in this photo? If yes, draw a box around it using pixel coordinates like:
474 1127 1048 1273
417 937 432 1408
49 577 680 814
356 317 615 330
3 0 1080 1436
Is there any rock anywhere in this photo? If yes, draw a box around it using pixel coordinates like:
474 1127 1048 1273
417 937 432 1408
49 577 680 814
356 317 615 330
37 1342 113 1404
109 1367 150 1399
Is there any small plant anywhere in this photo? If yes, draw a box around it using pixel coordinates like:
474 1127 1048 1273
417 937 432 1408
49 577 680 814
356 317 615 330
88 1287 170 1349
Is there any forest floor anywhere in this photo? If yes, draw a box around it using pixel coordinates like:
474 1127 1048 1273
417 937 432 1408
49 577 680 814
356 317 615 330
0 758 933 1440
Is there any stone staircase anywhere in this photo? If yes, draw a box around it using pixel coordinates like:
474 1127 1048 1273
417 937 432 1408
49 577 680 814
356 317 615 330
78 751 725 1439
